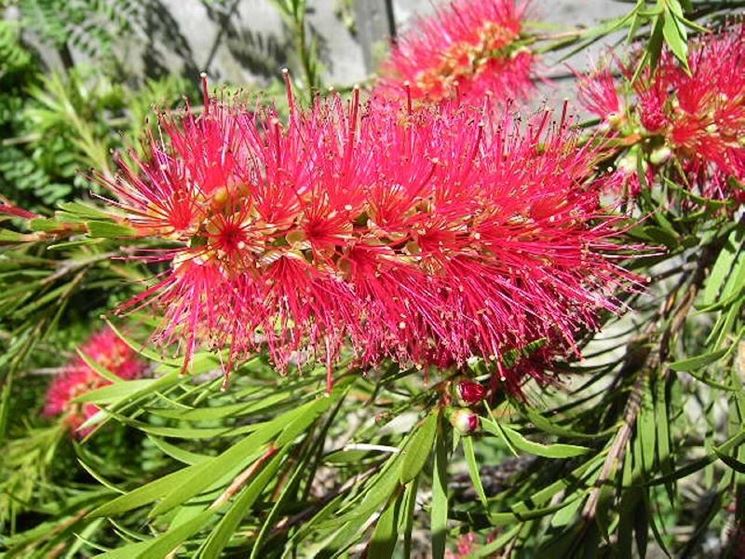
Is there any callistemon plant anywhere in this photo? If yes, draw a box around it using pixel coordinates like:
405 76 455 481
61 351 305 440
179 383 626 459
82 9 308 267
100 79 633 392
376 0 536 105
578 23 745 202
44 327 144 435
3 0 745 556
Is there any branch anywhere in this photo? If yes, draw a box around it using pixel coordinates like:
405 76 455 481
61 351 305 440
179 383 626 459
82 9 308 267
581 241 722 522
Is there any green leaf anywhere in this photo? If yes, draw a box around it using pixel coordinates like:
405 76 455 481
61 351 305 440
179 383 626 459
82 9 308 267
199 451 285 558
628 225 678 249
147 393 289 422
431 422 448 559
91 468 195 517
638 381 657 475
57 201 111 220
86 220 136 238
399 410 438 483
0 229 29 242
400 479 418 559
463 436 488 508
147 436 210 465
701 229 743 306
367 490 403 558
133 509 216 558
714 449 745 474
669 347 729 372
74 378 169 403
470 525 522 558
94 541 152 558
661 7 688 67
30 217 63 231
482 420 590 458
152 396 334 516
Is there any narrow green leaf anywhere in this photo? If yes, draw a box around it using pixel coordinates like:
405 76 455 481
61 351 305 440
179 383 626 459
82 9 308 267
463 436 488 508
74 379 166 403
94 541 152 558
638 382 656 474
400 478 418 559
431 422 448 559
86 220 137 238
30 217 63 231
152 398 331 517
470 525 521 558
701 229 742 306
485 422 590 458
368 490 403 558
399 411 438 483
0 229 30 242
669 347 729 371
91 468 194 517
714 449 745 474
147 436 210 465
134 509 216 558
661 9 688 66
199 451 285 558
57 201 111 220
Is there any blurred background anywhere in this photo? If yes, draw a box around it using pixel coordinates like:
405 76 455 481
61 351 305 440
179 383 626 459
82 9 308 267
3 1 628 87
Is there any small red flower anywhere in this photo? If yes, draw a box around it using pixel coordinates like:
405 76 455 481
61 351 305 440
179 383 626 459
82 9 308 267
44 327 144 436
455 380 487 405
578 24 745 203
101 77 634 392
376 0 536 106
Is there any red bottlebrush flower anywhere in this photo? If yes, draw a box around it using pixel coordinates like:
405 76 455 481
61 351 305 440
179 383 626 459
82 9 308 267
44 327 144 435
101 77 633 392
578 24 745 203
445 532 477 559
376 0 536 106
576 66 623 123
455 380 487 405
448 407 480 434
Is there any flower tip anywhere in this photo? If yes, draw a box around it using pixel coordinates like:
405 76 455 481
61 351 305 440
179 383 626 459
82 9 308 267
448 408 480 435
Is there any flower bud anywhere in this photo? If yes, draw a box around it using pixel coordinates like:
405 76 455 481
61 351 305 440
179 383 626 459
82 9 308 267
448 408 480 435
455 380 487 406
649 146 672 166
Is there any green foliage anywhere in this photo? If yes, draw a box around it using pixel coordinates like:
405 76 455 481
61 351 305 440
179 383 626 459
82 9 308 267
14 0 144 61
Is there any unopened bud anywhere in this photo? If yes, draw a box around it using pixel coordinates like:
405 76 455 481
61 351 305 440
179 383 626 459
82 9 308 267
649 146 672 166
448 408 480 435
607 112 624 129
454 380 486 406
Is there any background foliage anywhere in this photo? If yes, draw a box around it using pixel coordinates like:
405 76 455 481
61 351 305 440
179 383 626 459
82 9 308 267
1 1 744 557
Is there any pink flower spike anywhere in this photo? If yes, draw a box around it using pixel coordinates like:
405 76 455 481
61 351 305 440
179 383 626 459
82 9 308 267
44 327 145 436
376 0 537 106
101 78 636 393
587 23 745 203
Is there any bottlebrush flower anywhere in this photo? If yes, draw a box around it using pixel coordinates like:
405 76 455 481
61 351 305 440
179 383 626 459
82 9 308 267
101 78 633 392
376 0 536 106
44 327 144 435
578 24 745 202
